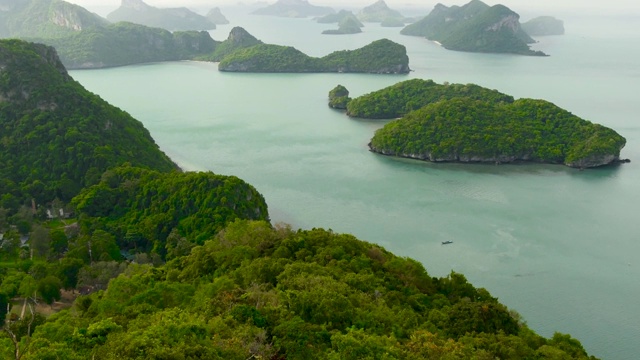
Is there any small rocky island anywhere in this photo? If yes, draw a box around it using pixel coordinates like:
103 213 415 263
401 0 546 56
358 0 405 24
217 28 410 73
331 80 626 168
521 16 565 36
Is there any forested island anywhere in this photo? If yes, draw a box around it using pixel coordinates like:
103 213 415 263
321 16 363 35
401 0 546 56
0 35 601 360
332 80 626 168
368 97 625 168
216 29 410 73
331 79 513 118
358 0 406 24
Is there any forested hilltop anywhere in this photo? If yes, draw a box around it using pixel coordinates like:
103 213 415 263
401 0 545 56
0 39 599 360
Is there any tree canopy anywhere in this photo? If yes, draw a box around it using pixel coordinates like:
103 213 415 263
369 97 626 168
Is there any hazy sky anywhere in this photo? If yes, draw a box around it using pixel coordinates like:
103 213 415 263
65 0 640 15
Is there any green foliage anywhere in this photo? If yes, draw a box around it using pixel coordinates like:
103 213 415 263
0 39 177 210
345 79 513 118
38 275 62 305
401 0 544 56
71 165 269 254
219 36 410 74
106 0 216 31
12 220 596 359
369 97 626 168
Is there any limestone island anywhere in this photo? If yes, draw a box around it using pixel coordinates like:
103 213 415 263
316 10 362 25
206 7 230 25
107 0 216 31
216 27 409 73
330 80 626 168
401 0 546 56
252 0 334 18
521 16 565 36
358 0 406 24
322 16 364 35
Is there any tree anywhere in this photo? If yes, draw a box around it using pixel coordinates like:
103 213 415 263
37 276 61 307
28 225 50 259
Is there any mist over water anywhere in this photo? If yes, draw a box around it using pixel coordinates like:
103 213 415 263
70 10 640 360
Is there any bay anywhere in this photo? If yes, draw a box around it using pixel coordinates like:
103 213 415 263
70 11 640 359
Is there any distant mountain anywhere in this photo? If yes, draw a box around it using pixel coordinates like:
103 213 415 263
0 0 108 38
0 0 218 69
401 0 545 56
0 39 177 207
107 0 215 31
252 0 333 18
358 0 404 23
521 16 565 36
206 7 230 25
42 23 217 69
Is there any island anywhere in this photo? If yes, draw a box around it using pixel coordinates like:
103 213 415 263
332 79 513 118
322 16 364 35
357 0 405 23
0 38 602 360
252 0 334 18
368 97 626 168
217 29 410 74
0 0 219 69
522 16 565 36
107 0 216 31
401 0 546 56
316 9 362 25
206 7 230 25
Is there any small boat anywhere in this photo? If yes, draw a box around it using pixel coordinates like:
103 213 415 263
441 240 453 245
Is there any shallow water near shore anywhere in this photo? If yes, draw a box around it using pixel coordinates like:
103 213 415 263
71 11 640 360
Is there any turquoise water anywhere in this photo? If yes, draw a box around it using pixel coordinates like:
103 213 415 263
70 12 640 359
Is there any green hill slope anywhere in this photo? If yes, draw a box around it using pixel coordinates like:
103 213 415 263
22 220 597 359
0 39 177 208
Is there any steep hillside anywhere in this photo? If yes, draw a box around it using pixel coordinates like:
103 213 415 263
0 39 177 208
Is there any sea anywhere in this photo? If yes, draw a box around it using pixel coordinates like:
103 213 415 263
69 8 640 360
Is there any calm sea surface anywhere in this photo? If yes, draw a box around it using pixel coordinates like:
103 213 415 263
70 10 640 360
